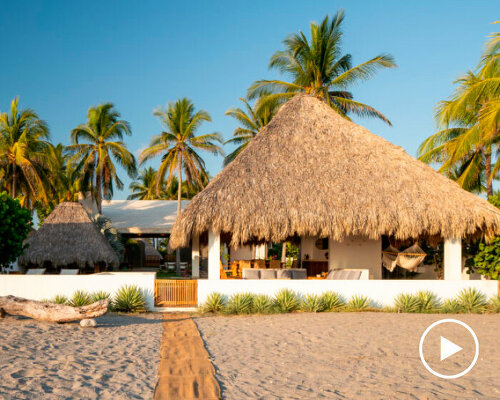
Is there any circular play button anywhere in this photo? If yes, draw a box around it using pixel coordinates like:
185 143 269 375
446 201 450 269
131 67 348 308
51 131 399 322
419 319 479 379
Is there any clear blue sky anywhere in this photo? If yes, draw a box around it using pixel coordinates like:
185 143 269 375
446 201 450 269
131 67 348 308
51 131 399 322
1 1 497 199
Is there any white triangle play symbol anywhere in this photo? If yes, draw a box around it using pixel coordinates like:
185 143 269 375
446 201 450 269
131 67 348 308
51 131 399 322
440 336 462 361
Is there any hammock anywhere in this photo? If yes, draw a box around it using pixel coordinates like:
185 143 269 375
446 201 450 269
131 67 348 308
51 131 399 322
382 243 427 272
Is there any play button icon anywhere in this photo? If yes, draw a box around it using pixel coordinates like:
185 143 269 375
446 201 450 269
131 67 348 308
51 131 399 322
440 336 462 361
419 319 479 379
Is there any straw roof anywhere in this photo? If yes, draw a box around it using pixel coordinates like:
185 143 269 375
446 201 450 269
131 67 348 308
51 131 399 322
170 95 500 248
19 202 119 268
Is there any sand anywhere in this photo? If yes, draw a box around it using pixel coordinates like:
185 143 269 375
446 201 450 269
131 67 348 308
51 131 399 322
0 313 162 400
195 313 500 400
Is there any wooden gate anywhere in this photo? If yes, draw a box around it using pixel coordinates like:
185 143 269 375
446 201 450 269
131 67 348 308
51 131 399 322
154 279 198 307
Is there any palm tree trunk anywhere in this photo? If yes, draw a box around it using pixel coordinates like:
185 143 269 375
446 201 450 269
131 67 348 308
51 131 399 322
176 154 182 276
485 147 493 197
11 163 17 198
281 242 287 265
96 171 102 214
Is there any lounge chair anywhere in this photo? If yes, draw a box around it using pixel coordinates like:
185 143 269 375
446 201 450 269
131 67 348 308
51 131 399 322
166 262 176 272
26 268 46 275
60 269 79 275
326 269 369 280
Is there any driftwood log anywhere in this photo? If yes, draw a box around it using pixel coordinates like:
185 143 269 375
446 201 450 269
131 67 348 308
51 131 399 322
0 295 109 323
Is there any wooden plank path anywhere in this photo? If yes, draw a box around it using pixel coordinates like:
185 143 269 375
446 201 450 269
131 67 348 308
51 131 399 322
153 313 221 400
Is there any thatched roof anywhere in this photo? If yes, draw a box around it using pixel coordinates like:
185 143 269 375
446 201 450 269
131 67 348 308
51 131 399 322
19 202 119 268
170 95 500 248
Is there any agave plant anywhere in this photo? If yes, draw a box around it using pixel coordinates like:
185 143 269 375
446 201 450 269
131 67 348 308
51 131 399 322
486 296 500 313
51 295 68 305
274 289 300 313
301 294 324 312
200 292 226 313
456 288 487 313
252 294 275 314
226 293 254 314
347 295 371 311
416 291 440 313
439 298 462 314
68 290 93 307
394 293 419 313
113 285 147 312
91 291 111 303
320 291 345 311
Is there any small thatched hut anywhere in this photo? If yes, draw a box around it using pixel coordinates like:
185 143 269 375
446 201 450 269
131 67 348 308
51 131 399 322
170 95 500 280
19 202 119 271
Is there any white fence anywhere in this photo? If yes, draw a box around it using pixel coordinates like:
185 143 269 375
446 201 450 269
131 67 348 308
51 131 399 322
0 272 156 310
198 280 499 307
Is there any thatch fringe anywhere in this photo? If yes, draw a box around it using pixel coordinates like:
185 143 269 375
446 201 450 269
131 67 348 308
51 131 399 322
19 202 119 268
170 95 500 248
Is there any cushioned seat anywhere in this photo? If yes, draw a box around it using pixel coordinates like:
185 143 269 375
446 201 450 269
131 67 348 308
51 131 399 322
242 268 260 279
291 269 307 279
260 269 277 279
327 269 364 280
276 269 293 279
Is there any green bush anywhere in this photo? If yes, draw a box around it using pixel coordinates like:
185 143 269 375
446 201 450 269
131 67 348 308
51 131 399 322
68 290 93 307
0 192 32 272
274 289 300 313
91 291 111 302
252 295 274 314
320 291 345 311
347 295 371 311
301 294 323 312
416 291 440 313
394 293 419 313
487 296 500 313
472 236 500 280
226 293 254 314
113 285 147 312
52 295 68 305
200 292 226 313
439 298 462 314
456 288 487 313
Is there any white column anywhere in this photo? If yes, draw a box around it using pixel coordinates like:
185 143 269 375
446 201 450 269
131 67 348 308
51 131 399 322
255 244 266 259
208 229 221 280
191 234 200 278
444 238 462 280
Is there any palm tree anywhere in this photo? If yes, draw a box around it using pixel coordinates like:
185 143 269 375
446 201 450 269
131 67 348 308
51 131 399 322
68 103 136 212
418 26 500 196
224 97 278 165
0 97 52 209
128 167 158 200
139 98 224 273
248 11 396 125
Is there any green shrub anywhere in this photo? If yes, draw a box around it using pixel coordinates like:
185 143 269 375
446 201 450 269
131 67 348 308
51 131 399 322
91 291 111 302
394 293 419 313
347 295 371 311
439 299 461 314
274 289 300 313
472 236 500 280
320 291 345 311
52 295 68 305
40 298 50 303
113 285 147 312
252 295 274 314
0 192 32 272
456 288 487 313
301 294 324 312
226 293 254 314
416 291 440 313
68 290 93 307
486 296 500 313
200 292 226 313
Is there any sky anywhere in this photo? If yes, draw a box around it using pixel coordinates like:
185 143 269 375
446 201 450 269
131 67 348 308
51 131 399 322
0 0 497 199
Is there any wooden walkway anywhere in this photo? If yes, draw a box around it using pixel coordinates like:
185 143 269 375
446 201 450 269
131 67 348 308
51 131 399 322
153 314 221 400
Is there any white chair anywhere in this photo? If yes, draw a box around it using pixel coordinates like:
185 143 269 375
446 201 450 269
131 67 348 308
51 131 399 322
60 269 79 275
179 262 188 271
167 262 176 271
26 268 46 275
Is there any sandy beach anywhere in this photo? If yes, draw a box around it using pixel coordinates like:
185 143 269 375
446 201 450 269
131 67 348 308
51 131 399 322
0 313 162 400
195 313 500 400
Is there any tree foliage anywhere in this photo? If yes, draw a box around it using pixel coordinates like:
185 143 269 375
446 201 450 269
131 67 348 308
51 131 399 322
0 192 32 272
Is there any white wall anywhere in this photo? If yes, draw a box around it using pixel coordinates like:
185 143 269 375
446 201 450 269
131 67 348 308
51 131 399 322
0 272 156 310
197 280 498 307
329 236 382 279
301 237 328 261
